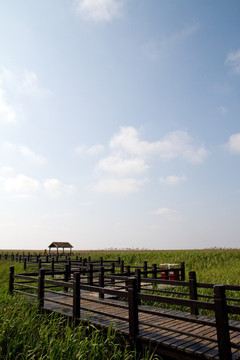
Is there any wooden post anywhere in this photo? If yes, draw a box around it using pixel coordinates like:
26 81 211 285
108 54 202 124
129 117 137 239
152 263 157 290
68 259 71 280
38 259 42 270
9 266 14 294
125 265 130 288
126 265 130 276
24 258 27 270
120 260 124 274
189 271 198 315
214 285 231 360
51 258 55 277
100 257 103 266
152 263 157 279
111 262 115 285
181 262 185 281
73 272 80 322
143 261 148 278
38 269 45 309
128 277 139 344
99 266 104 299
135 268 141 305
88 263 93 285
118 257 121 264
64 264 69 292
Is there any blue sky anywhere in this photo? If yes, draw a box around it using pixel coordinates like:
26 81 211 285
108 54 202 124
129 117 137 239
0 0 240 250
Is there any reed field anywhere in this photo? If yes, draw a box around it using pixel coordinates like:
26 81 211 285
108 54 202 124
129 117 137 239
0 248 240 359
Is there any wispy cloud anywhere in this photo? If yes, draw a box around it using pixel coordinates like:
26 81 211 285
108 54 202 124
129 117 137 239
144 23 199 59
218 105 228 115
150 207 177 216
224 133 240 154
0 88 16 124
74 0 124 22
225 49 240 75
18 70 52 97
94 177 147 194
159 175 186 185
43 179 76 198
96 155 148 177
2 141 47 165
75 144 104 156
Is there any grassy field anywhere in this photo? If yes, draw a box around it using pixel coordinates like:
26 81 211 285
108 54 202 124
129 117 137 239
1 248 240 359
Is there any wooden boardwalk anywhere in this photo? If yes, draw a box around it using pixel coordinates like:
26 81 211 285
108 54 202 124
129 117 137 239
42 290 240 360
10 263 240 360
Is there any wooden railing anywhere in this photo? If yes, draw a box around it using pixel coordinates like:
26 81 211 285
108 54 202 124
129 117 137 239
1 253 185 283
9 265 240 360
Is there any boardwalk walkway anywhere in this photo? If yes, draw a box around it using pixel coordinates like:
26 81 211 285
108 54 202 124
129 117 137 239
42 290 240 360
9 264 240 360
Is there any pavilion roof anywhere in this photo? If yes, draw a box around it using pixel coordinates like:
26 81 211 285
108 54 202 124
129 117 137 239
48 242 73 248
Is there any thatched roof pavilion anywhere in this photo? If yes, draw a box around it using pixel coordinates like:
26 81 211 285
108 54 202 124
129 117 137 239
48 242 73 255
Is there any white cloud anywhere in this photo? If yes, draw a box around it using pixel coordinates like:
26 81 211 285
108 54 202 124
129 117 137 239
0 88 16 124
0 68 51 125
75 144 104 156
1 173 76 199
94 177 146 194
75 0 123 22
225 133 240 154
225 49 240 75
2 142 46 165
159 175 186 185
3 174 40 195
109 126 208 164
92 126 207 195
150 207 177 216
43 178 76 197
96 155 148 176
